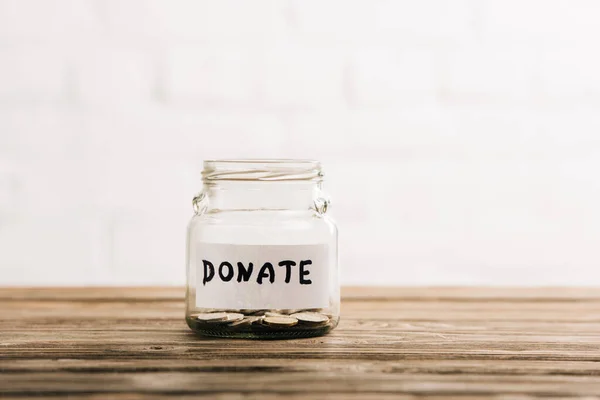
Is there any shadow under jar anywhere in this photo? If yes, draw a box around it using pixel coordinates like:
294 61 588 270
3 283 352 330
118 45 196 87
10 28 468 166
185 159 339 339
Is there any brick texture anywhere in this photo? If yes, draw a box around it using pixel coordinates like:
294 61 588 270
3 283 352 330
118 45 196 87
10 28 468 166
1 0 600 285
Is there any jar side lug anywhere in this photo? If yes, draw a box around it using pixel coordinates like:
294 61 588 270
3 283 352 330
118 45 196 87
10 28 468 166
313 194 330 215
192 191 209 216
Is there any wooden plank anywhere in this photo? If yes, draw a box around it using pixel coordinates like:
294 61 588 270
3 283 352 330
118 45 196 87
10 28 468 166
1 317 599 345
3 358 600 376
4 317 600 335
2 371 600 396
343 286 600 302
2 287 600 301
2 392 536 400
1 325 599 362
3 322 600 338
2 298 599 317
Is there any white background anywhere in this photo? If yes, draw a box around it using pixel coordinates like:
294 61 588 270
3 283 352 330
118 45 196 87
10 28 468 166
1 0 600 286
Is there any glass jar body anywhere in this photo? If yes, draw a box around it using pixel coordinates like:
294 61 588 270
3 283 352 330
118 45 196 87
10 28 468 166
185 179 339 339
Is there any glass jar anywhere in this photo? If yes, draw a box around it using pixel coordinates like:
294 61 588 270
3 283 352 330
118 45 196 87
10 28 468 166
185 159 339 339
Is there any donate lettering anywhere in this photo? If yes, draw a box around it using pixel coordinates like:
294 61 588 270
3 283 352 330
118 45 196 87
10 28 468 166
202 259 313 286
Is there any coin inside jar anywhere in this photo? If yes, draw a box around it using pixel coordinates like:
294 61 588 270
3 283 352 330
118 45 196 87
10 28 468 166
228 316 260 327
262 316 298 328
224 313 244 323
194 312 228 323
290 312 329 325
264 311 287 318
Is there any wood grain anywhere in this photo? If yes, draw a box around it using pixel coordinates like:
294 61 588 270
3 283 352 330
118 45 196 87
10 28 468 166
1 287 599 399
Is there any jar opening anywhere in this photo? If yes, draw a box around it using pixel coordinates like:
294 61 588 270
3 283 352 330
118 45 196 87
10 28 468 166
203 159 323 182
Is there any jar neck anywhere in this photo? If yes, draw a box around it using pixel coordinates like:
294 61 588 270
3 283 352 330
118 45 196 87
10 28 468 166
199 159 324 212
204 181 322 211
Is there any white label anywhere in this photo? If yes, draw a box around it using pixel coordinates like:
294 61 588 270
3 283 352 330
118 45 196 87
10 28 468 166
195 243 330 309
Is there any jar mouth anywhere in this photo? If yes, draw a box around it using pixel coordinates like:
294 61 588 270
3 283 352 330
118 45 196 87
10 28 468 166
203 159 323 182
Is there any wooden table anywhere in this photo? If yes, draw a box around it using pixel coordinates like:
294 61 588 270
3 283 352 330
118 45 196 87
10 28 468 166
1 287 599 399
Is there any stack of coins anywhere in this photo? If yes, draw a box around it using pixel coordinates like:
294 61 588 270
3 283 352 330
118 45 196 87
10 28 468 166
190 308 333 333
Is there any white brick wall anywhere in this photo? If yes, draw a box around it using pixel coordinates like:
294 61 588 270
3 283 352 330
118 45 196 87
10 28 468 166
1 0 600 286
74 47 158 107
350 48 437 107
0 47 68 102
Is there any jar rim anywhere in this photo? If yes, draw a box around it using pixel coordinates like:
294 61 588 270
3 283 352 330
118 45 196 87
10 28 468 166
202 159 323 182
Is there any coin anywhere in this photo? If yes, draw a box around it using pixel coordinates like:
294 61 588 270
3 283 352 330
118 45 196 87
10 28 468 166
265 311 287 318
229 316 260 327
225 313 244 323
279 309 301 315
290 312 329 325
262 316 298 328
194 312 228 322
